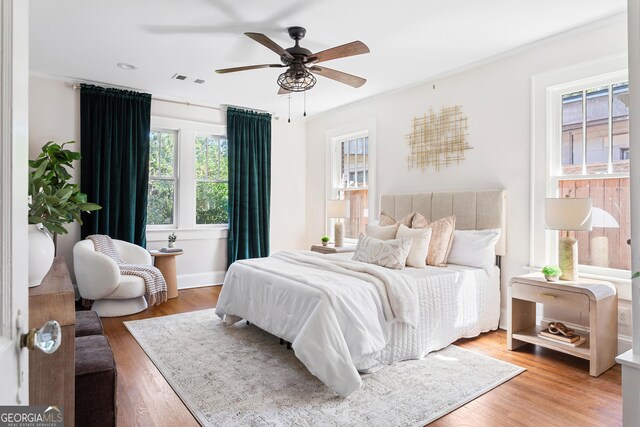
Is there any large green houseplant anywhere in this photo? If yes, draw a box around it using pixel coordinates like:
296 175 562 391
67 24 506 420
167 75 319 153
28 141 101 287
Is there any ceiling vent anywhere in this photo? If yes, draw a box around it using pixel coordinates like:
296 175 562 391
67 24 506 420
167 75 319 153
172 73 187 80
194 79 205 84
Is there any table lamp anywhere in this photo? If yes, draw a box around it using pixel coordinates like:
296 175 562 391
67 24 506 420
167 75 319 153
545 198 592 281
327 199 350 247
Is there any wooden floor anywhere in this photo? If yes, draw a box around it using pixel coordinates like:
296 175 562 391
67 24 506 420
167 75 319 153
102 286 622 427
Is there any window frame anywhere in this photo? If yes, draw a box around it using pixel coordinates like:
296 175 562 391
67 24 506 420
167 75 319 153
325 119 377 244
194 133 229 227
146 116 227 240
146 127 180 229
546 70 630 281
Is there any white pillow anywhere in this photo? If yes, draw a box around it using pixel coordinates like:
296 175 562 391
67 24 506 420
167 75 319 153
352 234 413 270
366 224 398 240
396 224 432 268
447 229 501 272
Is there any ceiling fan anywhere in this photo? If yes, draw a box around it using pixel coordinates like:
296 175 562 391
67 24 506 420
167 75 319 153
215 26 370 95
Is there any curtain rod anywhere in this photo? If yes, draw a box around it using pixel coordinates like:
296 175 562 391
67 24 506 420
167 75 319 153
71 83 279 119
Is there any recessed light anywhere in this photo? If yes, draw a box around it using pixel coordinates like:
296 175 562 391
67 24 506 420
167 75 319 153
117 62 137 70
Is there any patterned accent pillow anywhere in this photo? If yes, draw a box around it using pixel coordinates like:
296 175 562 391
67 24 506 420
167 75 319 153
379 211 415 227
366 224 398 240
413 215 456 267
352 234 413 270
411 212 430 229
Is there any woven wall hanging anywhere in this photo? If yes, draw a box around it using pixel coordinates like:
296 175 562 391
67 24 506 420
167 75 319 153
406 105 472 171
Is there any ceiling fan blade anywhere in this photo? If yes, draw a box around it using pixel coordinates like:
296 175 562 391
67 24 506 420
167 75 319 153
215 64 284 74
309 41 370 64
309 66 366 88
245 32 294 61
278 86 290 95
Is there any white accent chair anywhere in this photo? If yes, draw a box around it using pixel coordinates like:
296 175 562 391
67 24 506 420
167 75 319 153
74 239 151 317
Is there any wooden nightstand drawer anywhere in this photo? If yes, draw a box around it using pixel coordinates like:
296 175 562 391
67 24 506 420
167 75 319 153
512 282 590 313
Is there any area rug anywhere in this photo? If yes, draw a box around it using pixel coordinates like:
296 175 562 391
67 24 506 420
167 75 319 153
124 309 524 426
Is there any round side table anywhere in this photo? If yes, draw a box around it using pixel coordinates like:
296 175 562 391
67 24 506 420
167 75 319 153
150 251 183 299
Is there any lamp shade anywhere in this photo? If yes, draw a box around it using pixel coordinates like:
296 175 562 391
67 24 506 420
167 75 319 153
545 198 592 231
327 199 350 218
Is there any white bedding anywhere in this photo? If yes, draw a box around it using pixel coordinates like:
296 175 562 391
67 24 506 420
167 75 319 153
215 250 500 397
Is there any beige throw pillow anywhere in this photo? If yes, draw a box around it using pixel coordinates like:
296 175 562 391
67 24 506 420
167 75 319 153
366 224 398 240
352 234 413 270
413 215 456 267
396 224 432 268
411 212 430 229
379 211 415 227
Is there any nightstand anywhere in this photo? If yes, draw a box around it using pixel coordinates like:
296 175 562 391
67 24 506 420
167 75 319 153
507 273 618 377
310 244 356 254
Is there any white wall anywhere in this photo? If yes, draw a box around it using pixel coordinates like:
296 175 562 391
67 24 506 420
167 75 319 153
29 77 81 280
28 76 307 288
305 17 628 322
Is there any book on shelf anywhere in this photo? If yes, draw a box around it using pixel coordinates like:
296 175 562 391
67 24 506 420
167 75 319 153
539 328 580 343
537 332 586 348
160 247 183 253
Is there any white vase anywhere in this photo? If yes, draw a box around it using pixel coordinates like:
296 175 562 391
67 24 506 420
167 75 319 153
168 241 175 248
28 224 55 287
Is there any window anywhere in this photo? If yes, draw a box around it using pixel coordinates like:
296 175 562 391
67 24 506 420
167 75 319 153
147 129 177 226
195 135 229 225
330 133 370 240
553 81 630 271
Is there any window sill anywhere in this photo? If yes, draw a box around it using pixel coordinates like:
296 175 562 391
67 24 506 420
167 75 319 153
146 227 228 242
524 265 632 300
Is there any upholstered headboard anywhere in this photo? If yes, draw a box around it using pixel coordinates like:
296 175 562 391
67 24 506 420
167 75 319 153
380 190 507 256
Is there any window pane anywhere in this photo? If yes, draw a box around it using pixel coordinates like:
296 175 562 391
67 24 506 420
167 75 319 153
557 178 630 270
149 132 160 176
195 136 208 179
147 179 174 225
196 136 228 181
218 139 228 181
158 131 175 177
196 182 229 224
207 139 220 180
612 82 630 172
585 86 609 174
337 189 368 239
561 92 583 175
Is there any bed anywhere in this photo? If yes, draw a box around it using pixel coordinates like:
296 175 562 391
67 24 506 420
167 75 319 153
215 190 507 397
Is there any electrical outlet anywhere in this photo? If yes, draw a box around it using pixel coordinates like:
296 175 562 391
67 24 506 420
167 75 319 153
618 307 631 326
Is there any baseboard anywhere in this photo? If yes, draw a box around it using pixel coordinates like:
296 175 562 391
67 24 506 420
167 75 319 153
177 271 226 289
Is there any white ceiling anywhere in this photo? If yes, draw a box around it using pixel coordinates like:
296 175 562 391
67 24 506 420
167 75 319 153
29 0 626 117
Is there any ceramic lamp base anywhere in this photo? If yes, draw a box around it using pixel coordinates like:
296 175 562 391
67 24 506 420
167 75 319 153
559 236 578 281
334 222 344 248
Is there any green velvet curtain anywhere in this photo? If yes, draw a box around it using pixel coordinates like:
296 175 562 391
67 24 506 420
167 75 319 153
80 84 152 246
227 107 272 266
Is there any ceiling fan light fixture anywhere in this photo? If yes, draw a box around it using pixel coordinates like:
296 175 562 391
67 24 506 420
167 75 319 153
277 69 316 92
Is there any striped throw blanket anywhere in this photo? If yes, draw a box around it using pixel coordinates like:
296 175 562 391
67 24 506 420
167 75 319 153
87 235 167 306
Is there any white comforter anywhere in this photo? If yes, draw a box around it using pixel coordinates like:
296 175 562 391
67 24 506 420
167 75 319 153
215 250 499 397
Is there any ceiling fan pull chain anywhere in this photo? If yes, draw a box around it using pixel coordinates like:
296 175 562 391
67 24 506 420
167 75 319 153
304 90 307 117
288 92 291 123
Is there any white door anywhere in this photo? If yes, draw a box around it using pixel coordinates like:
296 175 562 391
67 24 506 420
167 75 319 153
0 0 30 405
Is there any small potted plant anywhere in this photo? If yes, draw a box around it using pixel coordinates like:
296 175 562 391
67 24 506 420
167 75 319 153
168 232 177 248
321 236 330 247
542 265 562 282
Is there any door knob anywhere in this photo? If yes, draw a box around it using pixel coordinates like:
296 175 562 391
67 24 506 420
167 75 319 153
20 320 62 354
